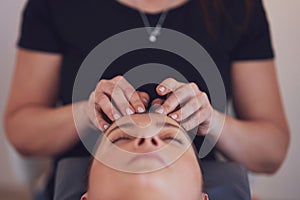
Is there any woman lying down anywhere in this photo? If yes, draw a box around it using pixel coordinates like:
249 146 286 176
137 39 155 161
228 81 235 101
80 113 209 200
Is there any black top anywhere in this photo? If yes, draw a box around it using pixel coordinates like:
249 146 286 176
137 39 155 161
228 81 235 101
18 0 275 97
17 0 274 198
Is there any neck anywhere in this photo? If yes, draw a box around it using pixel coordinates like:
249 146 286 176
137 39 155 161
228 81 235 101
117 0 188 14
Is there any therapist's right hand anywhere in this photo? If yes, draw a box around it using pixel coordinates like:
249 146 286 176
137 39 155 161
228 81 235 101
86 75 149 131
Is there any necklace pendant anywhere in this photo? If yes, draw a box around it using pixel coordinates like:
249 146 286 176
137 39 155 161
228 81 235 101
149 35 157 42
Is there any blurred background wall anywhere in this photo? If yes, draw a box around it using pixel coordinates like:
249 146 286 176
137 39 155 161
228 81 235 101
0 0 299 199
249 1 300 199
0 0 29 196
0 1 49 199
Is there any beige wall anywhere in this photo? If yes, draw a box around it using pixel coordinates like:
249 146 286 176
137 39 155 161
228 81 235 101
250 1 300 199
0 0 29 189
0 0 299 199
0 1 49 196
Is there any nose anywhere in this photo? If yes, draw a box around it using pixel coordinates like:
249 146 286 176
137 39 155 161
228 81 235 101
133 136 164 152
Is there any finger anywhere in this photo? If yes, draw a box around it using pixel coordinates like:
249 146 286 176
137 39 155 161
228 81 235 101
151 98 164 106
111 87 135 116
94 108 110 132
149 98 164 111
96 79 115 95
95 93 121 121
196 107 213 135
113 76 146 113
169 92 209 121
86 92 105 130
156 83 199 115
168 94 203 121
180 107 212 133
180 110 201 131
156 78 183 96
125 89 146 113
97 78 142 114
137 91 150 107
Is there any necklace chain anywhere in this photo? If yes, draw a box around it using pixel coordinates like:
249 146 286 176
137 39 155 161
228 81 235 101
134 0 170 42
138 9 168 42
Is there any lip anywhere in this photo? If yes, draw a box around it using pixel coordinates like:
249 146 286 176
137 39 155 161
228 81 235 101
127 153 166 165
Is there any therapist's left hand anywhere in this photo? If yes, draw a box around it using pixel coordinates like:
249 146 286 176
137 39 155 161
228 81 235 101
155 78 214 135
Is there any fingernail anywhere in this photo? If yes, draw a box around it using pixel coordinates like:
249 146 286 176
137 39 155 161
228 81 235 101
155 107 164 114
137 106 145 113
170 113 178 120
103 124 109 130
159 86 165 93
126 108 134 115
114 114 120 120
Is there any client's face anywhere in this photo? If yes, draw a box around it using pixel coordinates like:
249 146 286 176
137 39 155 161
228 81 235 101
81 113 208 200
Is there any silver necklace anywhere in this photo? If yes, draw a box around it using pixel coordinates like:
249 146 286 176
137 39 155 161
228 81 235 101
134 1 169 42
138 9 169 42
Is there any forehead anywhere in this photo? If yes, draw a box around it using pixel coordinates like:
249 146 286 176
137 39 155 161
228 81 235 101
117 113 176 126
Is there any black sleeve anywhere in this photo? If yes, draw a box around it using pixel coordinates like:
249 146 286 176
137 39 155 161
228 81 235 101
231 0 275 61
17 0 62 53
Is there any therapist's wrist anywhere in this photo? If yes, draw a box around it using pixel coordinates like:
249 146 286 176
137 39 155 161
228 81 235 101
198 109 225 140
73 101 98 134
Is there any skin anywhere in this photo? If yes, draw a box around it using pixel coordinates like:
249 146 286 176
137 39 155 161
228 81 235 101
4 0 289 174
88 76 150 131
80 113 208 200
117 0 190 14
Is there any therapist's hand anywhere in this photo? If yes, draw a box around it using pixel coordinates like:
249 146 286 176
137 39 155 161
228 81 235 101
155 78 213 135
86 76 149 131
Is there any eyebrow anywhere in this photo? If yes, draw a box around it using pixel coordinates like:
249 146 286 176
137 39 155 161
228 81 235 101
106 121 184 137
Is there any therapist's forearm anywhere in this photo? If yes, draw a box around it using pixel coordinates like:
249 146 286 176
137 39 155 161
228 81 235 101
4 101 90 157
212 110 290 174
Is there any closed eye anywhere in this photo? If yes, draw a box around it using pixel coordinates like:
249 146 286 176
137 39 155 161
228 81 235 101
111 134 133 144
162 136 183 144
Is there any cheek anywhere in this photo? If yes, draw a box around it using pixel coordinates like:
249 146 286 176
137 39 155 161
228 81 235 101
114 142 134 152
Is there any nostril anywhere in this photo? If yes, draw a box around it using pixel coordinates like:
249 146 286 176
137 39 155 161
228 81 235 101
151 138 158 146
138 138 145 146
